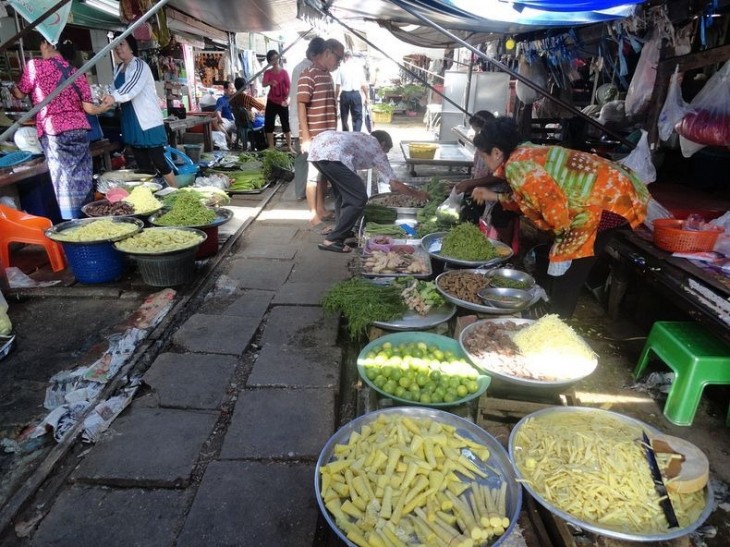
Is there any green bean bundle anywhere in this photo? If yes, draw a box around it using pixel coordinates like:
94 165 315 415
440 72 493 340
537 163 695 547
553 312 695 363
441 223 498 261
156 192 216 226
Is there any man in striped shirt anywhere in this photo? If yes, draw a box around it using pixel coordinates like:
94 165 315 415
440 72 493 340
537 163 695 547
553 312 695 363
297 38 344 227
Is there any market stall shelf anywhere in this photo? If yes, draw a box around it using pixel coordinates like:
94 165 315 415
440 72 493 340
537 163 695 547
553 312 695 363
400 140 474 177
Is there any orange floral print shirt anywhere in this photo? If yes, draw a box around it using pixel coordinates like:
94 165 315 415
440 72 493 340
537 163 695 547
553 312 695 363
495 144 649 262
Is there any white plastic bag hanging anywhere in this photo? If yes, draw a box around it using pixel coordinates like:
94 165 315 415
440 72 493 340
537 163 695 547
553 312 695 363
515 56 548 105
657 66 688 142
625 30 662 118
619 130 656 184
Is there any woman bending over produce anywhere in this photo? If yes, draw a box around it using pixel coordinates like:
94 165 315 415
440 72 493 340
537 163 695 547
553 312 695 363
471 117 649 319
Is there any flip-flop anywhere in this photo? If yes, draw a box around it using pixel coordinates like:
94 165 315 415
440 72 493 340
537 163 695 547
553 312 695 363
318 241 352 253
320 226 334 235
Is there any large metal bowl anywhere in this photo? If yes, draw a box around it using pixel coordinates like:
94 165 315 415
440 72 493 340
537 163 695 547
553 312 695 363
421 231 513 268
82 198 163 219
508 407 714 542
316 407 522 547
96 170 156 193
367 192 425 222
147 207 233 229
478 287 533 310
484 268 535 290
459 318 598 389
435 269 541 315
113 227 207 256
45 217 144 245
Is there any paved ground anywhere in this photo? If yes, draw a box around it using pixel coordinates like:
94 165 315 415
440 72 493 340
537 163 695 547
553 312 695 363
1 118 729 546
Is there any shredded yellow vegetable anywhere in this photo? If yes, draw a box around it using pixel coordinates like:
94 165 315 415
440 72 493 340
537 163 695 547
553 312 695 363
511 412 706 534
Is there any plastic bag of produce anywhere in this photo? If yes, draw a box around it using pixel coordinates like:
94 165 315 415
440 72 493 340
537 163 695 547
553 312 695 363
625 30 662 118
675 61 730 157
436 187 463 221
657 67 688 142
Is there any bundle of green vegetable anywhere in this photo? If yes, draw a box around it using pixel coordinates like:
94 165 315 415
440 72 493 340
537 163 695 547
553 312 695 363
363 204 397 224
441 222 498 261
156 191 216 226
225 170 267 191
321 278 406 339
416 177 458 237
363 223 407 237
260 149 293 180
162 187 231 207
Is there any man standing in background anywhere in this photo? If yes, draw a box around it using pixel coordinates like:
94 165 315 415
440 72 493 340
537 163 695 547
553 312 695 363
335 51 369 132
289 37 325 200
298 38 344 228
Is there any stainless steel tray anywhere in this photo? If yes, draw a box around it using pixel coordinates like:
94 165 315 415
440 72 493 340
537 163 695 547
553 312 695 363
508 407 714 542
360 245 432 279
435 269 542 315
147 207 233 229
316 407 522 547
45 217 144 245
422 231 513 268
458 317 598 388
372 303 456 331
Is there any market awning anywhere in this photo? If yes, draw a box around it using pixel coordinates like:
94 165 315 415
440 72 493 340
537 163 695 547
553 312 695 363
69 0 125 31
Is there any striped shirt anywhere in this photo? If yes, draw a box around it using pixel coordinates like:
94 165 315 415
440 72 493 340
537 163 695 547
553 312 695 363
229 92 265 113
297 64 336 138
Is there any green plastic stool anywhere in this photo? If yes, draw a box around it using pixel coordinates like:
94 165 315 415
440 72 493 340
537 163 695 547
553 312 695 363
634 321 730 426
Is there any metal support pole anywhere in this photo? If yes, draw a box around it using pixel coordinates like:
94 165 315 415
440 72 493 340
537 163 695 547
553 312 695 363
0 0 172 143
13 11 26 71
464 56 474 127
389 0 634 149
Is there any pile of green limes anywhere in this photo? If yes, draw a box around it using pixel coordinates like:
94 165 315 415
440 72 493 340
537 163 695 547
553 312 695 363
360 340 481 404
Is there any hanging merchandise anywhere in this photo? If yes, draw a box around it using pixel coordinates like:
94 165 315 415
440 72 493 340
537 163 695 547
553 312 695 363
657 66 687 142
675 61 730 157
624 29 661 118
515 55 547 105
619 129 656 184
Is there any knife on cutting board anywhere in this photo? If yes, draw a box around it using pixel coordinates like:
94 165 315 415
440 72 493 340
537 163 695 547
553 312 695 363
642 431 680 528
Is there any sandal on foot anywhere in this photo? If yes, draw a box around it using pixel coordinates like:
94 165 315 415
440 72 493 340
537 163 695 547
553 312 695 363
318 241 352 253
320 226 334 236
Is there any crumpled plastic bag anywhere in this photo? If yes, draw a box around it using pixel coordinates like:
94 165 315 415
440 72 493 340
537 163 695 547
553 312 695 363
618 129 656 184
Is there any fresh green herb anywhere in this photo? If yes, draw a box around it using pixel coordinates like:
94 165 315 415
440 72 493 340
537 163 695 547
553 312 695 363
364 223 407 236
321 278 406 339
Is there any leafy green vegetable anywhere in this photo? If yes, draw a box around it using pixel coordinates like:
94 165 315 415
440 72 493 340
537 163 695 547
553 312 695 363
321 278 406 339
260 149 293 180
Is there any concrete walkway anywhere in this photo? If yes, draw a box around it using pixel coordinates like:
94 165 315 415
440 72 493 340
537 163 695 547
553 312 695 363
19 182 352 547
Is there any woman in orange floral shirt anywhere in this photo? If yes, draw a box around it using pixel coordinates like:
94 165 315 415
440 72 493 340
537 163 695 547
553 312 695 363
472 117 649 318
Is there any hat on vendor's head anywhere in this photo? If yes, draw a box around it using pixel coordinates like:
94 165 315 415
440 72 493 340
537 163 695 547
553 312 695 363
14 127 42 154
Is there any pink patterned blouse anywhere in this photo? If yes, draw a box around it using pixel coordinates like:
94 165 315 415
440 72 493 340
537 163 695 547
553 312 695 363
308 131 397 185
17 56 93 138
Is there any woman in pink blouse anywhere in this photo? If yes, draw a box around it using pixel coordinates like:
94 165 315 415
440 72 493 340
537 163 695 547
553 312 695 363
13 34 112 219
262 50 291 150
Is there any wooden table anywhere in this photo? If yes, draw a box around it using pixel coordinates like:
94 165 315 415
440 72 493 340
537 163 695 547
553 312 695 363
164 115 213 152
0 139 119 188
